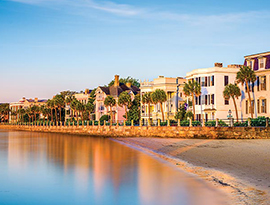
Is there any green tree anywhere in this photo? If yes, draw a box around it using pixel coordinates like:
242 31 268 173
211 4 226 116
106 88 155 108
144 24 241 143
183 80 201 120
236 66 256 118
31 105 39 122
17 108 25 122
142 92 152 120
118 91 131 119
46 99 55 121
70 99 79 121
25 108 32 123
151 89 167 122
76 101 85 121
0 104 10 122
104 95 116 124
223 83 241 122
85 102 94 120
108 76 140 87
54 94 65 122
127 94 141 123
174 104 186 121
40 105 51 121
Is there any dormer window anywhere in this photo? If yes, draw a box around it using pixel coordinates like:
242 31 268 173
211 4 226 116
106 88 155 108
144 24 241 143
247 60 253 69
258 58 265 70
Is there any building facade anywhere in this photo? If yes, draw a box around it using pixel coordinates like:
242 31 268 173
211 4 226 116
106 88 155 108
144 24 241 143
140 76 186 123
9 97 47 123
186 63 242 121
242 51 270 118
95 75 140 122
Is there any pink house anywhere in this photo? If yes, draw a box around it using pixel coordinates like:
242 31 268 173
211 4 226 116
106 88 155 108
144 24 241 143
95 75 140 122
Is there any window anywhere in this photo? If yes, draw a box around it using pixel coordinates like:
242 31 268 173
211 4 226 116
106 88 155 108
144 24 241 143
180 93 182 97
201 77 205 87
249 100 254 114
224 76 229 86
259 58 265 69
224 99 229 105
211 94 214 105
257 76 260 91
195 96 198 105
208 76 210 86
248 60 253 69
205 77 208 87
261 76 266 91
211 76 214 86
257 99 260 114
261 99 267 113
205 95 208 105
201 95 205 104
196 114 201 121
198 96 201 105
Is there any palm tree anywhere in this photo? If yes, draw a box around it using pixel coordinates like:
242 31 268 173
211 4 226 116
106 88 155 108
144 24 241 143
183 80 201 120
85 102 94 120
104 95 116 124
18 108 25 122
40 105 50 122
118 91 131 119
70 99 79 121
223 84 241 122
46 99 55 121
25 108 32 123
11 111 17 123
76 101 85 121
31 105 39 122
151 89 167 122
54 94 65 122
236 66 256 118
142 92 152 120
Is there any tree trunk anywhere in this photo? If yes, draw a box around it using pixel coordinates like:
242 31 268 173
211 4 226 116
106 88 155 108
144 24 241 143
110 107 113 125
245 80 254 118
232 97 239 122
54 108 58 122
160 102 165 122
51 109 53 121
192 94 195 121
124 105 127 119
148 103 151 120
59 107 62 122
34 112 36 122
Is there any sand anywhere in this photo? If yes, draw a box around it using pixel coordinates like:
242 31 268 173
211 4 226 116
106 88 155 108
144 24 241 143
114 138 270 204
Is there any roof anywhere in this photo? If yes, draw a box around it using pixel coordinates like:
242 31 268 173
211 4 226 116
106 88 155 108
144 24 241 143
99 83 140 97
244 51 270 58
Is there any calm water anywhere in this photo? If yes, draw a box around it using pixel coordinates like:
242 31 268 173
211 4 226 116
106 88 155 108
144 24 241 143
0 130 226 205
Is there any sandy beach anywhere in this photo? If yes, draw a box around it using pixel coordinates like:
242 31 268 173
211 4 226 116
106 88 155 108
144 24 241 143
114 138 270 204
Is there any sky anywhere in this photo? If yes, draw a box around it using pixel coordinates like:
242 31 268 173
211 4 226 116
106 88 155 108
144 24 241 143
1 0 270 102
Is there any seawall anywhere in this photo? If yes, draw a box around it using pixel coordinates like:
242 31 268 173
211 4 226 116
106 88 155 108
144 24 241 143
1 125 270 139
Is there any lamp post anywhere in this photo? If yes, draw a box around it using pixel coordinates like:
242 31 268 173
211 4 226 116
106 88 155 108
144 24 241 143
227 109 233 127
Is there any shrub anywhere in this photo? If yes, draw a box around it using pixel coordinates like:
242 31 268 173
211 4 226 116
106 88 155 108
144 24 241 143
192 121 201 127
180 120 189 126
205 120 228 127
99 115 109 122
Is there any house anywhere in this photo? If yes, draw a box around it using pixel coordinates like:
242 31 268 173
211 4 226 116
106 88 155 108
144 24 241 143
9 97 47 123
140 76 186 123
186 63 242 121
242 51 270 118
95 75 140 122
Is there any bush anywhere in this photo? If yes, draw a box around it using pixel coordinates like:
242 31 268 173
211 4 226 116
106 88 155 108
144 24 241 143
250 117 266 127
180 120 189 126
234 121 247 127
205 120 228 127
192 121 201 127
99 115 109 122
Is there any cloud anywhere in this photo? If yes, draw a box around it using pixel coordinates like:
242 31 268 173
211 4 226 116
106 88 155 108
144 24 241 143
7 0 270 25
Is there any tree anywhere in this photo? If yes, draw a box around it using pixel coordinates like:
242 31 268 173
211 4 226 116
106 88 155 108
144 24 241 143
108 76 140 87
142 92 152 120
236 66 256 118
17 108 25 122
174 103 186 121
118 91 131 119
60 90 76 98
127 94 140 123
25 108 32 123
85 102 94 120
151 89 167 122
104 96 116 124
31 105 39 122
223 83 241 122
76 101 85 121
70 99 79 121
0 104 10 122
183 80 201 120
54 94 65 122
40 105 50 121
46 99 55 121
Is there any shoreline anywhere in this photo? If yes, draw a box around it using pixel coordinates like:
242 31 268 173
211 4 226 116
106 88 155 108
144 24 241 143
113 137 270 205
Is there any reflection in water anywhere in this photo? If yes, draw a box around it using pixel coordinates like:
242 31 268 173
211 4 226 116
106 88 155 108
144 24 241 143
0 130 226 205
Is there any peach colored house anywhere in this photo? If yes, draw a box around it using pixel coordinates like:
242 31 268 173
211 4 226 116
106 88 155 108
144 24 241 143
95 75 140 122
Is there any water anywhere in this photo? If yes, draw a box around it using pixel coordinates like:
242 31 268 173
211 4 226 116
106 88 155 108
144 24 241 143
0 130 226 205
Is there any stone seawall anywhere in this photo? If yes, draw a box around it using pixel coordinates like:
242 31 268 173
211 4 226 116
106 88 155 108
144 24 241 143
1 125 270 139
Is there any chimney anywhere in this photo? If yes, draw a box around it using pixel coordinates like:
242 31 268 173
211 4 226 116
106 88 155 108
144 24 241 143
35 97 38 102
215 63 223 67
227 64 242 68
114 75 119 86
126 82 132 88
85 89 89 94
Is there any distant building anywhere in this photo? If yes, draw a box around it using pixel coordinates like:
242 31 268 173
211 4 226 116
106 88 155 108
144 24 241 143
140 76 186 123
186 63 242 121
9 97 47 123
65 89 92 121
95 75 140 122
242 51 270 118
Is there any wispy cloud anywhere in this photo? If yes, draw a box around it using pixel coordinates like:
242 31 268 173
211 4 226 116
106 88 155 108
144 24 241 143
7 0 270 25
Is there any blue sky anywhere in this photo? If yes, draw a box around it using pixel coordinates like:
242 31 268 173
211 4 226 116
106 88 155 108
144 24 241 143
1 0 270 102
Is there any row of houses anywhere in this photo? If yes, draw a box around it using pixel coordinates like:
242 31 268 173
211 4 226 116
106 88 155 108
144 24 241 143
9 51 270 123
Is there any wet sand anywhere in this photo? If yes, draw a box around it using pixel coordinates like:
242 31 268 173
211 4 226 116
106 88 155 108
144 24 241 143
114 138 270 204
